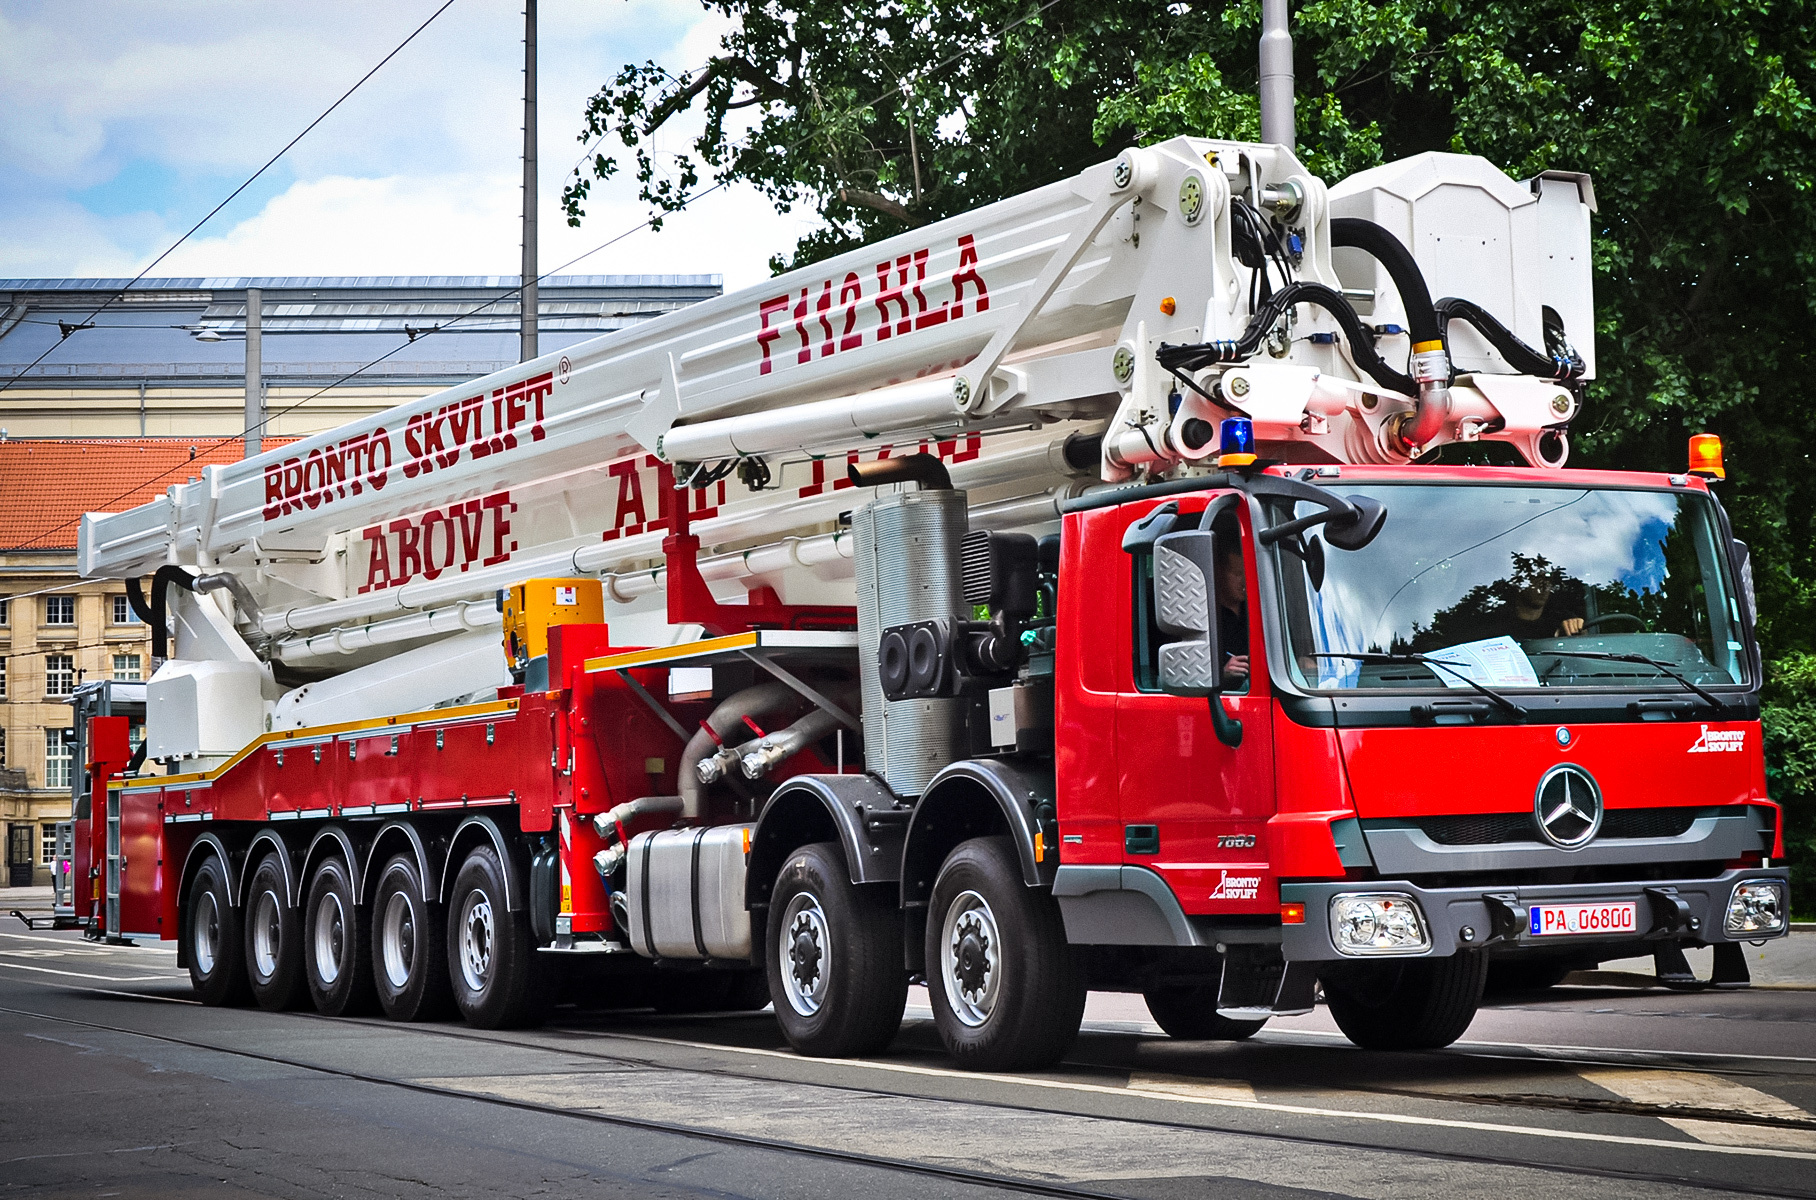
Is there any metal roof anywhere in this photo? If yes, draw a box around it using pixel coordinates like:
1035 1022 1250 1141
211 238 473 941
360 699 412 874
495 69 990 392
0 275 723 387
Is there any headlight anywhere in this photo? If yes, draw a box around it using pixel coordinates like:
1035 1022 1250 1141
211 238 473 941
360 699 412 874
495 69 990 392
1330 892 1431 956
1725 880 1786 936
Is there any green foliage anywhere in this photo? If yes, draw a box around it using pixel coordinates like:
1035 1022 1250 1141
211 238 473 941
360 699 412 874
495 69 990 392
571 0 1816 883
1765 653 1816 915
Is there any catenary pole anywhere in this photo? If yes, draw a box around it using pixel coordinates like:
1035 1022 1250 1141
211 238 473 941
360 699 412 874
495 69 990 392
520 0 539 363
244 286 262 458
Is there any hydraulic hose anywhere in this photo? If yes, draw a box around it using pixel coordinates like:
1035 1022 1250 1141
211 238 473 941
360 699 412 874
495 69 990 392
1329 217 1451 448
1157 281 1418 397
1434 296 1585 381
678 682 799 818
738 706 844 780
128 565 197 661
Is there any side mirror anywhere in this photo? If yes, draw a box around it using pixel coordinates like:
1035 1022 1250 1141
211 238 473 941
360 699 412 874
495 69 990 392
1152 530 1220 696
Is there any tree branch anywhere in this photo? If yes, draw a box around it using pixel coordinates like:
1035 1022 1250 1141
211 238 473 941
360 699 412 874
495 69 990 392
838 187 926 226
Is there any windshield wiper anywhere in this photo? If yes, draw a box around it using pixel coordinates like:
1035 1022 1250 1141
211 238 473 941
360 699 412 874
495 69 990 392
1538 649 1729 713
1313 652 1529 720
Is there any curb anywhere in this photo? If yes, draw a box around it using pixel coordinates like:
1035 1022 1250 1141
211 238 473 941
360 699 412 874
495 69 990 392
1562 969 1816 992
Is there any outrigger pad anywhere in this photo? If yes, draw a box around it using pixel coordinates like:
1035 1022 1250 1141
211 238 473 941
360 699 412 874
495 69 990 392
1711 941 1752 990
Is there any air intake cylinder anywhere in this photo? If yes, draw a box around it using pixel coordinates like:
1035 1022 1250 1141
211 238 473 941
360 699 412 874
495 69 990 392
852 487 970 796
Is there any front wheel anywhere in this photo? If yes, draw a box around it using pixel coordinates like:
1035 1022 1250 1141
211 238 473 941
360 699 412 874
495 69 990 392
184 856 250 1006
926 837 1085 1071
447 845 547 1029
765 841 906 1057
1143 985 1267 1041
243 852 306 1011
1322 950 1487 1051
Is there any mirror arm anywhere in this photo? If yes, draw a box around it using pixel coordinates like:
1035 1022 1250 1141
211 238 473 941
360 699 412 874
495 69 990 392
1209 693 1244 747
1258 507 1345 545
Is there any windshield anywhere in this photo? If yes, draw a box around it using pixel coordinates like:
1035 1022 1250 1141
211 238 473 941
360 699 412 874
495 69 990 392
1270 484 1748 692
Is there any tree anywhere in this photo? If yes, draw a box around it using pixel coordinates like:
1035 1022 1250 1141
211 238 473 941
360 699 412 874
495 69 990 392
566 0 1816 656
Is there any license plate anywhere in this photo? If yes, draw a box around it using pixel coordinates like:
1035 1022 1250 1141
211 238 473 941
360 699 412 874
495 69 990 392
1529 901 1637 937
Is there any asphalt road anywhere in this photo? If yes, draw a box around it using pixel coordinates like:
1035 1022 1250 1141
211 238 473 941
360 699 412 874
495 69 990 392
4 919 1816 1199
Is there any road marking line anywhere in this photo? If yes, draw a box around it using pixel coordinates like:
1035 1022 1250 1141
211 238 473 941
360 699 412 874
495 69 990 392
587 1029 1816 1162
1128 1073 1257 1103
1261 1027 1816 1066
0 961 179 982
1579 1068 1816 1150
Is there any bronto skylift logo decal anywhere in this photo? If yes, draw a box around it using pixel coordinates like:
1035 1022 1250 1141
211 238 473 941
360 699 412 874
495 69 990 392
1688 725 1747 754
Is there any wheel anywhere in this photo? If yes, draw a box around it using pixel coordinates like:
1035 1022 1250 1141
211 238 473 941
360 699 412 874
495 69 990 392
1583 612 1645 633
1143 984 1268 1041
184 856 250 1006
243 852 306 1011
370 853 453 1022
1322 950 1487 1050
303 855 375 1016
765 841 906 1057
925 837 1085 1071
446 844 548 1029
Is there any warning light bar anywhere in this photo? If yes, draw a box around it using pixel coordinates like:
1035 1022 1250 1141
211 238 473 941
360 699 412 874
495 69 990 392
1688 433 1725 480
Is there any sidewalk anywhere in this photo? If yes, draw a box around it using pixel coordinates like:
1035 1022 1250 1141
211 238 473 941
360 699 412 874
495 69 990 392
0 885 53 916
1566 932 1816 989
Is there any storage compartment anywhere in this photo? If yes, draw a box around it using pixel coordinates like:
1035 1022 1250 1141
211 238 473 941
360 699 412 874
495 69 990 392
623 823 754 960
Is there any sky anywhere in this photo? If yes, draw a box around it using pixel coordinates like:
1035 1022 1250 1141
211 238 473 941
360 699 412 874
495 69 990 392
0 0 817 292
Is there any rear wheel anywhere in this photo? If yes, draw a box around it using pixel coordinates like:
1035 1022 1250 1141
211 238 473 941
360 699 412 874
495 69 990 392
303 856 375 1016
447 845 547 1029
371 854 452 1022
926 837 1085 1071
184 856 249 1006
243 853 306 1011
1143 985 1268 1041
766 841 906 1057
1322 950 1487 1050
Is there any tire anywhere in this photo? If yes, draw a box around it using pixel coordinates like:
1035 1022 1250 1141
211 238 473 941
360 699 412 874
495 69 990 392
1322 950 1488 1051
371 853 453 1022
1143 985 1268 1041
766 841 906 1057
446 844 548 1029
184 856 250 1006
303 856 375 1017
925 837 1086 1071
243 852 306 1011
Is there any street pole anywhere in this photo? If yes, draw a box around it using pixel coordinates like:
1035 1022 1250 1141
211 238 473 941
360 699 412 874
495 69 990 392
1259 0 1295 150
520 0 539 363
244 286 262 458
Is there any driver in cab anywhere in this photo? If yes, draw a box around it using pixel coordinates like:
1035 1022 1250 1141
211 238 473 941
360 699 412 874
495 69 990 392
1216 537 1250 690
1504 566 1585 640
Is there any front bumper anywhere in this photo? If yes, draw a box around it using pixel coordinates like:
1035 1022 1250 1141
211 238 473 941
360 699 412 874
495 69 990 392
1280 867 1790 962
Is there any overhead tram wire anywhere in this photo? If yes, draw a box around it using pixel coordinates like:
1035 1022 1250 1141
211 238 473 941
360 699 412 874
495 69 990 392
0 0 460 398
10 0 1071 551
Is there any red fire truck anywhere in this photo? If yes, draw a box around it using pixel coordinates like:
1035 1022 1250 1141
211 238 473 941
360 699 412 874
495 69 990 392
60 128 1786 1070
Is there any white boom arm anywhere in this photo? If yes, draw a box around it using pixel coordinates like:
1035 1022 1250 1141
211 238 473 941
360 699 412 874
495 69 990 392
78 137 1594 744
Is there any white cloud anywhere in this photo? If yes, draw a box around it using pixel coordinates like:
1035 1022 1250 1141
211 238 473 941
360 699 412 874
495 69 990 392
0 0 817 291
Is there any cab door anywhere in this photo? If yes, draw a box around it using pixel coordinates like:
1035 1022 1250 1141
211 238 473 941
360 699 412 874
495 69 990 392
1115 494 1276 916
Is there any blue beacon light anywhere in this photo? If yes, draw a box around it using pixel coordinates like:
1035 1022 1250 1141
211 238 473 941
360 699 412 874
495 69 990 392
1217 416 1257 467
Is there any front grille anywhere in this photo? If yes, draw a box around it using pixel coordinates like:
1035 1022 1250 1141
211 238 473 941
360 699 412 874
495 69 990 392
1417 813 1533 845
1602 807 1701 839
1410 805 1731 847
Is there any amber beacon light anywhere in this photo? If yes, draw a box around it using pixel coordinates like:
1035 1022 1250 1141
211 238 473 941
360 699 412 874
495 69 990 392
1688 433 1726 480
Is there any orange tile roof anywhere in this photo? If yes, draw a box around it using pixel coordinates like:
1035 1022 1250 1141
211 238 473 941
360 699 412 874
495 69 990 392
0 438 296 550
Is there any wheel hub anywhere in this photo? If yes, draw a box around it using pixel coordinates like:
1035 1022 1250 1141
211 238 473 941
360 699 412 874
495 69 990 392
939 889 1001 1028
778 892 830 1017
459 891 495 993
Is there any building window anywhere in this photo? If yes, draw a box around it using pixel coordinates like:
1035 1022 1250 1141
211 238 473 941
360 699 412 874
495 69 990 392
0 656 7 698
0 727 7 766
45 728 73 790
44 595 74 626
0 594 9 624
45 654 74 697
41 823 58 866
128 724 144 752
112 653 141 682
112 595 140 625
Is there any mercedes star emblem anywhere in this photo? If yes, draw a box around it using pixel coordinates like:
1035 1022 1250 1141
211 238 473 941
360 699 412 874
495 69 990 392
1534 764 1602 849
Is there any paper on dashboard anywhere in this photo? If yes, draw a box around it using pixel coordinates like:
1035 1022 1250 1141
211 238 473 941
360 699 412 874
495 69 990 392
1423 635 1540 690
